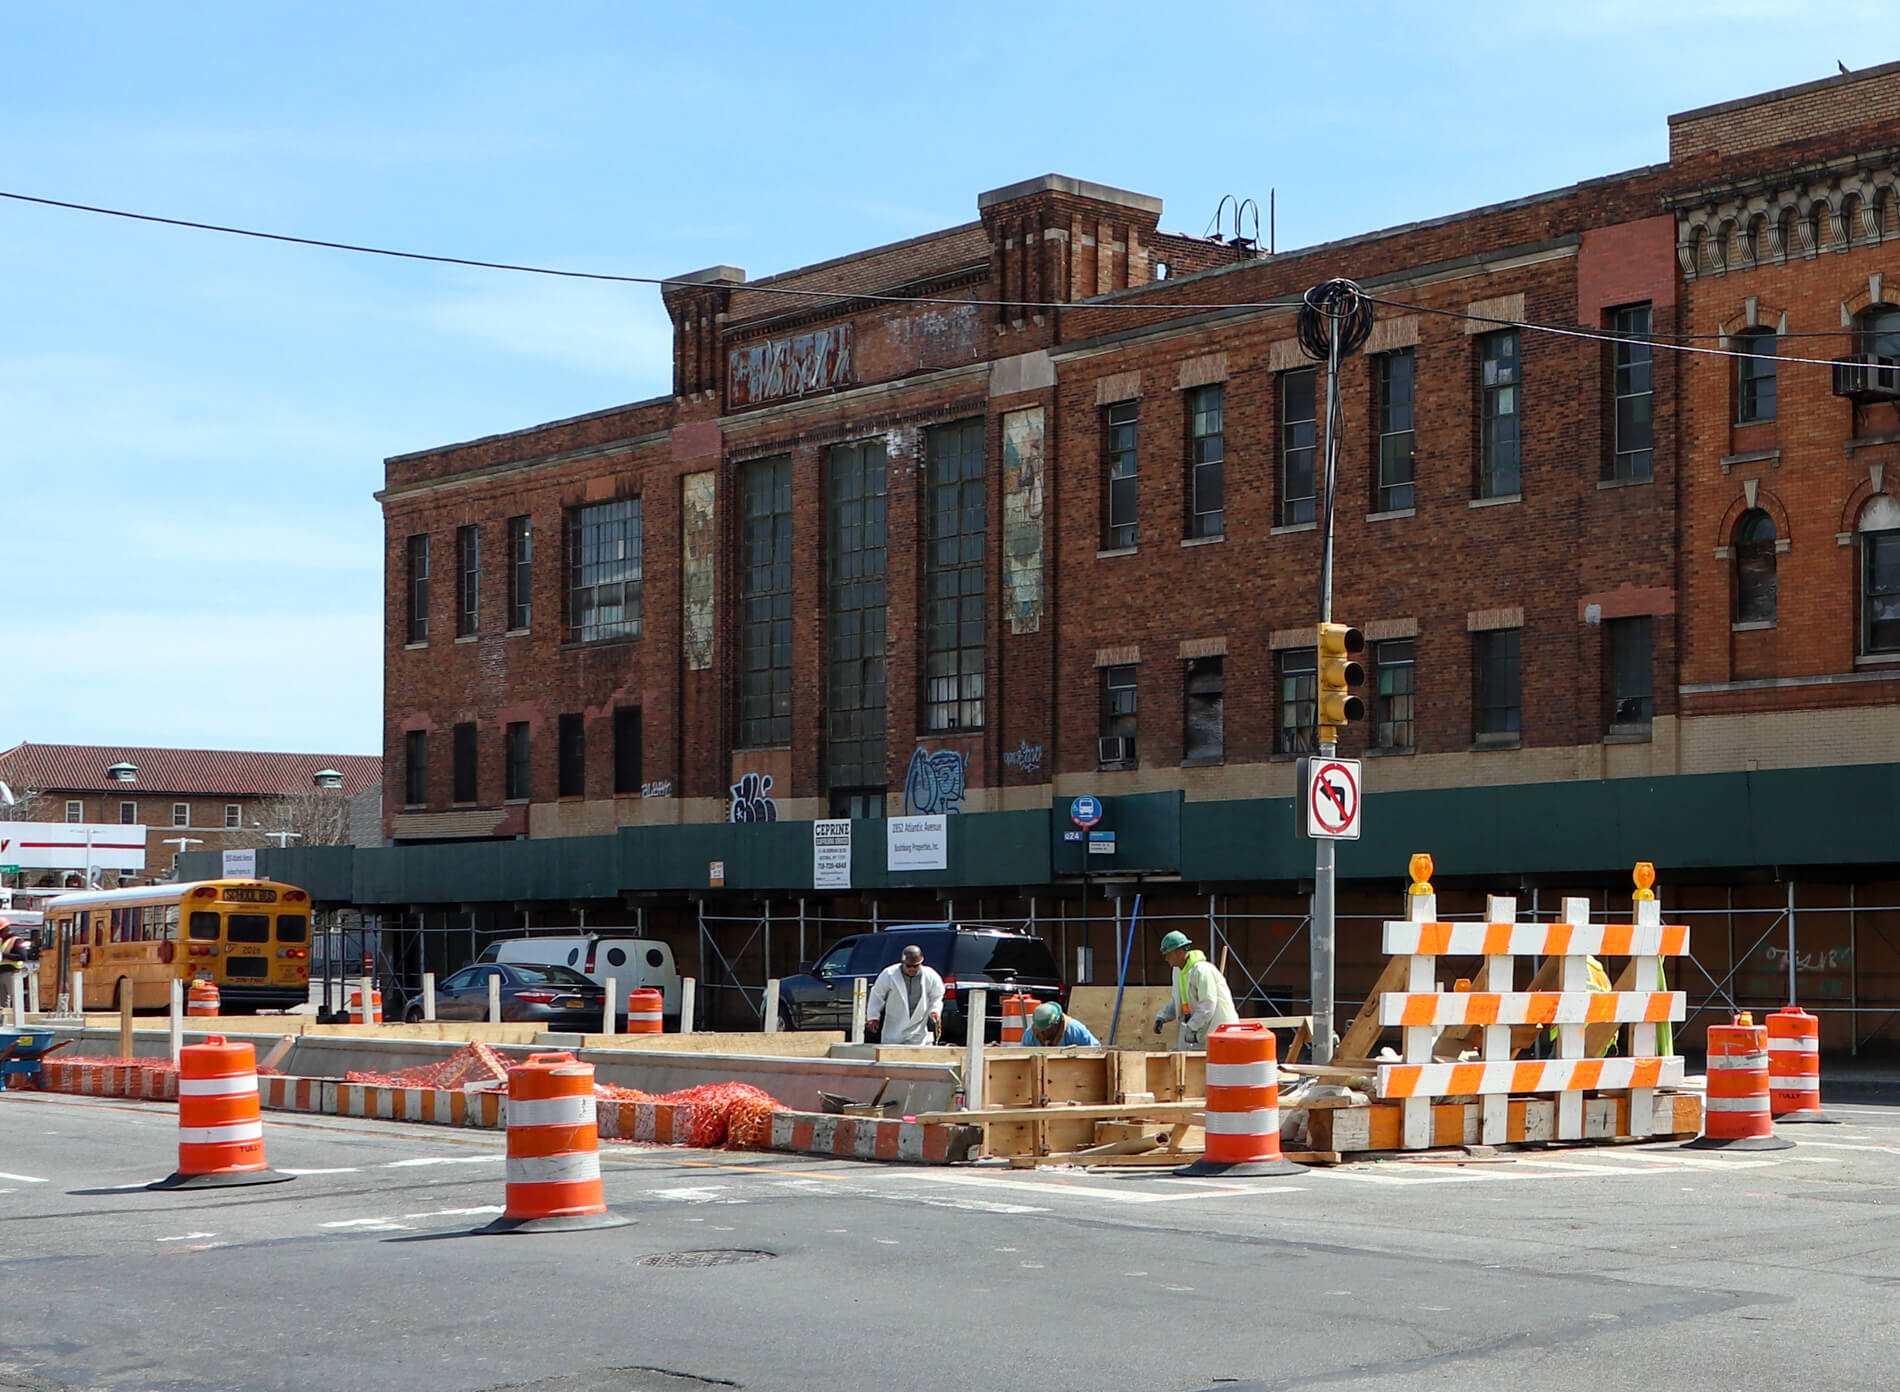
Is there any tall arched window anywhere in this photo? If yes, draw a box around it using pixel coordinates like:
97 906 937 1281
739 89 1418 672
1735 329 1777 423
1860 494 1900 653
1860 304 1900 360
1733 509 1777 624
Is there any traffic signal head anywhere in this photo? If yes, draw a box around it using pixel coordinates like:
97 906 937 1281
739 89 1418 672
1316 622 1366 743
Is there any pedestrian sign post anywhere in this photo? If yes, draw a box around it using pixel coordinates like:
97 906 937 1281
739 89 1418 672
1297 757 1362 840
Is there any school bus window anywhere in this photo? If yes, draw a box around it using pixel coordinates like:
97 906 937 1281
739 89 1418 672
276 914 308 943
226 914 270 943
189 912 220 940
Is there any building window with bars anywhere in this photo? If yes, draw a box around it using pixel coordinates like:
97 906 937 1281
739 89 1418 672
1183 656 1224 763
1280 370 1317 525
1735 329 1777 424
1607 616 1653 735
451 722 477 803
404 731 427 807
506 514 532 631
405 533 430 643
1277 647 1316 754
1104 400 1138 549
923 419 986 731
566 498 642 643
558 713 585 797
1610 304 1654 481
613 706 642 795
1099 665 1137 767
1477 330 1520 499
1473 629 1522 743
1372 638 1416 751
827 439 889 792
1376 350 1416 512
503 722 531 801
455 525 480 637
739 455 794 747
1187 385 1224 538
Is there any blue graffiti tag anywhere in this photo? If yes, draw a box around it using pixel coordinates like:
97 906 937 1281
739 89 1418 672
729 771 779 823
903 747 968 815
1000 740 1044 775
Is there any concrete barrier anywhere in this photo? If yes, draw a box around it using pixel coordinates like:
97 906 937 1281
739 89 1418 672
766 1111 984 1165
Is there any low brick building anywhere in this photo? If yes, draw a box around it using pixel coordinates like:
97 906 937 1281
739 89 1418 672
344 66 1900 1045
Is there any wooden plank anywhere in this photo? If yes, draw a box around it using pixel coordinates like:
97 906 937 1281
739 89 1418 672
1067 985 1174 1048
1335 955 1410 1062
1041 1052 1111 1106
984 1055 1038 1108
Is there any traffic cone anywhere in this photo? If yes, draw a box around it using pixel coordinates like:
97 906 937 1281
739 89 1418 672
1177 1022 1305 1177
1686 1013 1793 1151
186 977 220 1017
149 1036 293 1189
477 1051 628 1233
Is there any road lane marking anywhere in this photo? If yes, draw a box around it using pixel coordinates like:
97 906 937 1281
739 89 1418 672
382 1156 499 1168
1781 1139 1899 1153
157 1232 217 1242
900 1173 1295 1204
0 1172 48 1184
280 1167 362 1175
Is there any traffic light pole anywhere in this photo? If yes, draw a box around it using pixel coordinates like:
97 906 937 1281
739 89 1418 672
1311 324 1344 1066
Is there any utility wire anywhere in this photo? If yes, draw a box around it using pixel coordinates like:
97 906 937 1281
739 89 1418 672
0 188 1306 315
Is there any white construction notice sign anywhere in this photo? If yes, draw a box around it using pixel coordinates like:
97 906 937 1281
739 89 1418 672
222 847 257 879
813 819 852 889
886 815 947 872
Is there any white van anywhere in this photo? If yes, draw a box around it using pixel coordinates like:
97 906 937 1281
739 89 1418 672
476 935 682 1026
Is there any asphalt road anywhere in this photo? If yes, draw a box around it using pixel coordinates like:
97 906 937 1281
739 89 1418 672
4 1092 1900 1392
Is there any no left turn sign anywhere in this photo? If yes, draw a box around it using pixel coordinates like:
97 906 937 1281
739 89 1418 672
1304 758 1362 840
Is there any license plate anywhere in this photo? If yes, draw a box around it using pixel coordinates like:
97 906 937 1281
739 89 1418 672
556 997 580 1008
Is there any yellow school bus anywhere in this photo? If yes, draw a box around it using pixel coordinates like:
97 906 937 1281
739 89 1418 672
45 879 312 1013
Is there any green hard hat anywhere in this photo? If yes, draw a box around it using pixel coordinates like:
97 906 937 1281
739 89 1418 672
1159 930 1192 954
1031 1002 1064 1033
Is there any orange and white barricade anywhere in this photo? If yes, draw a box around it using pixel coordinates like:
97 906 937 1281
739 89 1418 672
1689 1013 1792 1151
626 987 663 1034
1177 1021 1303 1177
479 1050 628 1233
1001 993 1035 1043
150 1036 291 1190
186 978 220 1017
349 983 382 1024
1766 1005 1835 1124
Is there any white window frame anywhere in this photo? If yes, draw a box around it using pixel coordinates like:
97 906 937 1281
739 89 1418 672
172 803 190 827
65 800 82 823
223 804 242 829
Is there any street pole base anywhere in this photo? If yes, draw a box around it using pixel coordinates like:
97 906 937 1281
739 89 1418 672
149 1168 294 1190
1682 1134 1794 1151
475 1210 631 1235
1772 1109 1839 1125
1174 1157 1307 1178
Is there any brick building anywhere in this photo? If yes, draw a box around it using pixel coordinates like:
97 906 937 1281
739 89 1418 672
334 66 1900 1044
0 743 382 881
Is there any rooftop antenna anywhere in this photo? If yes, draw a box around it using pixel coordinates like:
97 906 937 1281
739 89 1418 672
1204 195 1266 255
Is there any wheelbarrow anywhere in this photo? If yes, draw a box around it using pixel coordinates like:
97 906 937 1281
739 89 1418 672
0 1028 71 1091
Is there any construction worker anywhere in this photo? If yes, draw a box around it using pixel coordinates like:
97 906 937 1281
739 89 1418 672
864 944 944 1045
1153 930 1237 1049
1021 1001 1100 1047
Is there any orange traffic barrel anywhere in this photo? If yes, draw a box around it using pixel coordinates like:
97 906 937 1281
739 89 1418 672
626 987 663 1034
477 1051 628 1234
1177 1021 1305 1177
349 985 383 1024
1001 993 1036 1044
149 1035 292 1189
1767 1005 1836 1124
186 977 220 1017
1687 1013 1793 1151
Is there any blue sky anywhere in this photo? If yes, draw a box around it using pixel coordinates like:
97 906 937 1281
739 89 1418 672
2 3 1885 756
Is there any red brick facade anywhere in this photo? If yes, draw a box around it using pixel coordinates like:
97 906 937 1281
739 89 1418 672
380 65 1900 841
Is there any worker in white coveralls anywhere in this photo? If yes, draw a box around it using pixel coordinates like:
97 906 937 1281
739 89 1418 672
1153 929 1238 1050
865 943 945 1045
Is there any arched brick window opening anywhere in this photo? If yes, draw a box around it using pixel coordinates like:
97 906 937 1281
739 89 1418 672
1733 509 1777 624
1859 494 1900 653
1859 303 1900 359
1841 193 1863 248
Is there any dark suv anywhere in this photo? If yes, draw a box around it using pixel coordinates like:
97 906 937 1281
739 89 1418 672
776 924 1065 1043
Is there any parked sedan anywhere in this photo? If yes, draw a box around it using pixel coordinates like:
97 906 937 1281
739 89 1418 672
410 962 607 1029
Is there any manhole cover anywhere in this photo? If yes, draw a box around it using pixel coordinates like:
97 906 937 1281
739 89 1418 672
637 1249 774 1269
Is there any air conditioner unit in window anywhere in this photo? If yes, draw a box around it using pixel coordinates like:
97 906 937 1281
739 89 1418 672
1097 735 1135 767
1832 354 1900 402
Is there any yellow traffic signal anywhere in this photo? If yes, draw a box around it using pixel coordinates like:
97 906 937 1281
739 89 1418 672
1316 622 1366 743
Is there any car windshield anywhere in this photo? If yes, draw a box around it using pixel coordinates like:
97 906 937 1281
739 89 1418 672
848 934 952 975
506 963 593 987
952 934 1058 980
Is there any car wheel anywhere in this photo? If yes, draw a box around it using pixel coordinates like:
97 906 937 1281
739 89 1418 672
778 1002 799 1033
404 1002 424 1024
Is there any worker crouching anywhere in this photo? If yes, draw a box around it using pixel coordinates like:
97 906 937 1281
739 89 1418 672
1022 1001 1099 1047
1153 930 1237 1050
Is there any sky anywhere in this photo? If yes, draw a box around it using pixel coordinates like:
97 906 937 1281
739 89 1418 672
2 2 1888 758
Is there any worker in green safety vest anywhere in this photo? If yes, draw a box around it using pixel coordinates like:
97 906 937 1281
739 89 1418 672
1153 930 1238 1050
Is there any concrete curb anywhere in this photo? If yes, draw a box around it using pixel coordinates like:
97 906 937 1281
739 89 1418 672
766 1110 984 1165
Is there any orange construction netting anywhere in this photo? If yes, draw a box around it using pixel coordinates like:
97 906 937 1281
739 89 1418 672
343 1041 512 1090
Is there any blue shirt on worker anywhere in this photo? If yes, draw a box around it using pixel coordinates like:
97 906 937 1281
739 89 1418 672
1020 1016 1101 1046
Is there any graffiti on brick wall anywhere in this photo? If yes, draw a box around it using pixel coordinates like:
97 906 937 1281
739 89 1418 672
728 325 854 407
681 471 716 670
729 771 779 823
641 780 673 800
903 747 968 816
1001 740 1044 775
1001 406 1045 635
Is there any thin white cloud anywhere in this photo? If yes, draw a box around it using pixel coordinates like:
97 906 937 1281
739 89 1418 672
425 270 675 391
